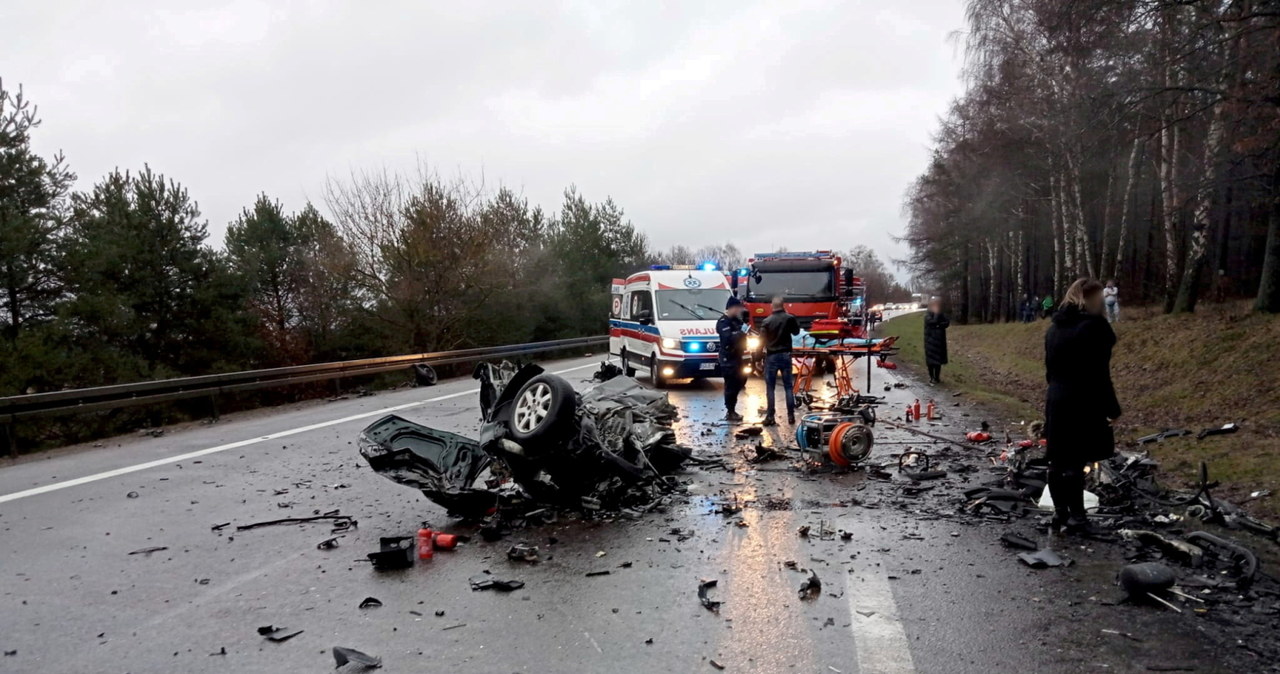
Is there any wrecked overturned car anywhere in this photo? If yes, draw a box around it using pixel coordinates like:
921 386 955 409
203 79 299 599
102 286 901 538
358 362 692 518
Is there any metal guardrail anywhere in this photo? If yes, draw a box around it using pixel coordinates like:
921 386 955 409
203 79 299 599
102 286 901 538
0 336 608 425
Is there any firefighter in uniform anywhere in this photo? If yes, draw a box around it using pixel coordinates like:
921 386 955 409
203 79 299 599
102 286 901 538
717 296 749 422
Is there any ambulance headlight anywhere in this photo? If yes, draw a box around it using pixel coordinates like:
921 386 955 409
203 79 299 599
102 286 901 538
661 338 680 350
746 336 761 351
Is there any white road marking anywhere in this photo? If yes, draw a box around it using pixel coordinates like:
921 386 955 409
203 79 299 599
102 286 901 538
0 362 598 505
846 564 917 674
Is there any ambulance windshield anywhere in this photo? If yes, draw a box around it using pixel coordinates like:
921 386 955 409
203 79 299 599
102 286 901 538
655 289 731 321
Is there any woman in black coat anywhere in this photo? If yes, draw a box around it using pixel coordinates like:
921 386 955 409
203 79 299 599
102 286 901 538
923 298 949 384
1044 278 1121 534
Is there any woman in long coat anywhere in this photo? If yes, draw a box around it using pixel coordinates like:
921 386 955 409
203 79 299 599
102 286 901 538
1044 278 1121 533
923 298 949 384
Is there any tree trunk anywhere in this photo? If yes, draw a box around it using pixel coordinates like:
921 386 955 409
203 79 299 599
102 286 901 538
1159 121 1181 312
1065 151 1095 278
1050 175 1065 296
1256 168 1280 313
1174 104 1225 313
1113 138 1143 280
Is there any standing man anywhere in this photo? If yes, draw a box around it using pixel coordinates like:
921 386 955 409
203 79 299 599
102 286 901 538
1041 293 1055 319
760 296 800 426
717 296 749 422
923 297 950 385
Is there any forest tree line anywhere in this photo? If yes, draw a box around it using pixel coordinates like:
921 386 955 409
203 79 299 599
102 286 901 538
905 0 1280 322
1 78 907 399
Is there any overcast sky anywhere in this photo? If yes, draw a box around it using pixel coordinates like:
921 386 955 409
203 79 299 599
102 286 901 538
4 0 966 271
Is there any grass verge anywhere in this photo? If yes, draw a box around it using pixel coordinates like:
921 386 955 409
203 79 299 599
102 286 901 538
882 303 1280 520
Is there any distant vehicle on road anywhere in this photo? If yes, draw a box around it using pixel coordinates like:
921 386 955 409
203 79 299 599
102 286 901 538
609 265 733 387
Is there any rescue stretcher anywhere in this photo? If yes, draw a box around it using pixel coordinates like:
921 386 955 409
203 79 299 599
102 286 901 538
789 336 898 409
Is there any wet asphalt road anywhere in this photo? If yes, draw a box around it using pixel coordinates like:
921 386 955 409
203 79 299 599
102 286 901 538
0 345 1242 673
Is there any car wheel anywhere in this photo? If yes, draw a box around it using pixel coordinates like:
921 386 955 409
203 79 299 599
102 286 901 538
649 358 667 389
508 374 576 443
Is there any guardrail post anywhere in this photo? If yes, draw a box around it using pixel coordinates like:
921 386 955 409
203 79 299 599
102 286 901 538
208 393 220 423
3 421 14 459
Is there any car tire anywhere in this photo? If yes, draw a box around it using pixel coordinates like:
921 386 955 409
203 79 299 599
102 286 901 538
507 374 576 443
649 358 667 389
620 349 637 377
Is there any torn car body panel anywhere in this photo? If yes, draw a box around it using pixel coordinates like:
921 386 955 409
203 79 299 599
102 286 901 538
360 363 691 516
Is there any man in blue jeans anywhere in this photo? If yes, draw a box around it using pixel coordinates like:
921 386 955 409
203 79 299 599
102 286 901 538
759 296 800 426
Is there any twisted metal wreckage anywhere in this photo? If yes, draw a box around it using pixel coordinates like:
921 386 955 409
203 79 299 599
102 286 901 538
358 362 693 525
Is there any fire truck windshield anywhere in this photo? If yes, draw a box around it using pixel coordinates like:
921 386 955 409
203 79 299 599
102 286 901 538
747 270 835 302
655 289 731 321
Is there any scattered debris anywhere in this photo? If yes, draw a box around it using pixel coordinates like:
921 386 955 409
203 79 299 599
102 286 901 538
332 646 381 669
698 579 722 613
127 546 168 556
257 626 303 643
999 533 1038 551
366 537 415 571
126 491 139 499
358 597 382 609
1117 563 1181 612
1017 549 1068 569
591 361 623 382
710 659 726 670
235 514 356 531
1136 429 1192 444
1196 422 1239 440
585 570 611 577
413 364 438 387
506 544 540 563
316 537 340 551
798 570 822 599
469 574 524 592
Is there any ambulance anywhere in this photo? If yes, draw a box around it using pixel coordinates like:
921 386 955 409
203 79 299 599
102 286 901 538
608 265 737 387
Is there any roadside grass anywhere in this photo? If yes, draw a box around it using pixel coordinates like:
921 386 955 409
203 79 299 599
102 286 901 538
882 303 1280 520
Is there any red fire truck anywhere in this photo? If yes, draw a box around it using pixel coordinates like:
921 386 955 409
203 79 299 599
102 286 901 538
731 251 868 342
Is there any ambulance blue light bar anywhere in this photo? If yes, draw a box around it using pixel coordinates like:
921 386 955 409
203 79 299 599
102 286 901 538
699 262 718 271
650 265 672 270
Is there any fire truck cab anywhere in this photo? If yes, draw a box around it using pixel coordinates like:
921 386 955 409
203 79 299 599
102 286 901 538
732 251 868 340
609 265 733 387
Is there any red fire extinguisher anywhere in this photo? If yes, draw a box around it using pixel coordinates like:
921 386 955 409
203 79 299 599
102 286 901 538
417 524 434 560
926 400 936 421
913 399 921 421
905 405 913 422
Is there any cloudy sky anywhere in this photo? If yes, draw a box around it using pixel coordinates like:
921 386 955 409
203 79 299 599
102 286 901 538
5 0 966 269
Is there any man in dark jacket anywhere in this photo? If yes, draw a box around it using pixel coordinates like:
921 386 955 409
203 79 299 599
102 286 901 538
1044 278 1121 534
717 296 749 422
759 297 800 426
923 298 950 385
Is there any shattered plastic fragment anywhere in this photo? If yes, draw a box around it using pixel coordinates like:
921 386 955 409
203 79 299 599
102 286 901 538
698 579 722 612
358 597 382 609
127 546 168 556
257 626 303 643
999 533 1038 551
366 537 414 571
469 575 524 592
798 570 822 599
332 646 381 669
1018 549 1067 568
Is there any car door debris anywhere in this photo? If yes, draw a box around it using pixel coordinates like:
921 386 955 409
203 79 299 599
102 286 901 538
798 570 822 599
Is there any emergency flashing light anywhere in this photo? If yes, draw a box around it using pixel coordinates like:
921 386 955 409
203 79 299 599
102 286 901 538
650 265 672 270
699 262 718 271
685 341 703 352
